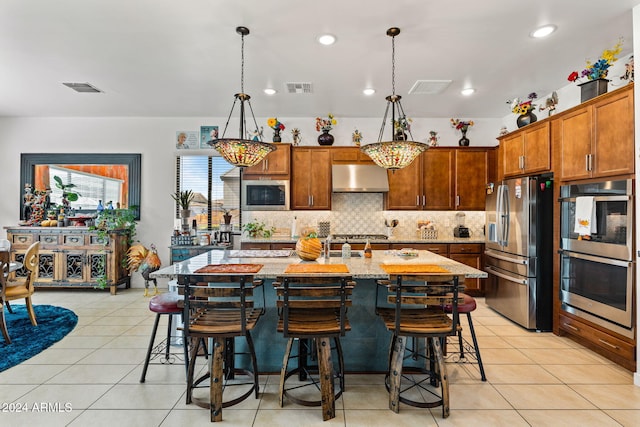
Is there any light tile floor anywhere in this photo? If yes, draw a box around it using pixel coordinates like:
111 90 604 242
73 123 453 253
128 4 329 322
1 289 639 426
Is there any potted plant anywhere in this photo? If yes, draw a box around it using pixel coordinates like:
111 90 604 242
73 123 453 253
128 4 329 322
53 175 81 211
243 221 275 238
171 190 194 218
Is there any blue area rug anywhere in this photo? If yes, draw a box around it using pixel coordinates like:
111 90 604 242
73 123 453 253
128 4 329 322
0 305 78 372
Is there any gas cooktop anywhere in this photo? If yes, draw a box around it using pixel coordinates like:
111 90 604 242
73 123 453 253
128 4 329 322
331 234 389 240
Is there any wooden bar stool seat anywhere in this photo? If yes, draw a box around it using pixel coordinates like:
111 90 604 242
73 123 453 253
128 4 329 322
274 275 356 421
140 291 187 383
179 274 264 423
442 293 486 381
375 274 461 418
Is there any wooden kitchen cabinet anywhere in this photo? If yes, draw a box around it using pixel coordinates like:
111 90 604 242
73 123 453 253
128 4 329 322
240 242 296 250
499 121 551 177
386 147 493 211
331 147 374 164
6 227 130 295
558 312 635 371
291 147 331 210
389 242 448 255
449 243 484 293
243 143 291 178
553 84 634 181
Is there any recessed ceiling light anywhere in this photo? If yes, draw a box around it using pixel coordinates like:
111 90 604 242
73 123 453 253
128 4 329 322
317 34 336 46
461 88 475 96
264 88 276 95
363 88 376 96
530 24 557 38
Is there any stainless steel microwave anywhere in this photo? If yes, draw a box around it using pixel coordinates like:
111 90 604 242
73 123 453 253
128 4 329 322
241 180 290 211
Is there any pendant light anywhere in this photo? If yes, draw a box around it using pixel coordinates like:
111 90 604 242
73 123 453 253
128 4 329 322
360 28 428 170
210 26 275 167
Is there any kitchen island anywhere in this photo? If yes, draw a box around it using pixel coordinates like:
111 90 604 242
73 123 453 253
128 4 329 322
152 249 486 372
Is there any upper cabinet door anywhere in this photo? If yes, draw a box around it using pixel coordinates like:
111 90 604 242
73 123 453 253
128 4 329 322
500 121 551 178
243 143 291 177
422 148 455 210
455 149 490 211
554 106 593 181
592 88 634 178
385 157 423 210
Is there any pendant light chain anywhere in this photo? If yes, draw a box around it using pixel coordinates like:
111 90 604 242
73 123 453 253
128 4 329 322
391 34 395 96
240 31 245 94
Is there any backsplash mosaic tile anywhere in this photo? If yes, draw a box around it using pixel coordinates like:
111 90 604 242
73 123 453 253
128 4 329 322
243 193 485 239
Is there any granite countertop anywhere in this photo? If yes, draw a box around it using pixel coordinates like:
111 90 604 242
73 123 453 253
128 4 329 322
151 249 487 280
241 236 486 244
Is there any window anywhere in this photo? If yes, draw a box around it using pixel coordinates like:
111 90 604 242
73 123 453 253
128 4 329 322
175 155 240 231
48 165 124 210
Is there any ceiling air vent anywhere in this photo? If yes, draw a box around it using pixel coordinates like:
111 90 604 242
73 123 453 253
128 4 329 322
285 82 313 94
408 79 452 95
62 82 103 93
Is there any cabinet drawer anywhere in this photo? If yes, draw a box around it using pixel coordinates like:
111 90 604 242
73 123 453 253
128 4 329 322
63 234 85 246
271 243 296 250
449 243 482 254
390 243 448 255
558 313 635 361
39 234 59 245
241 242 271 250
11 234 33 246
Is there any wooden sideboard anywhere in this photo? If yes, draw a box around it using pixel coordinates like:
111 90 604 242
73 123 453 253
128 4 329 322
6 226 130 295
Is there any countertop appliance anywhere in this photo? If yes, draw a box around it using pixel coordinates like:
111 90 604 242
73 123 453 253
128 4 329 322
485 175 553 331
453 212 470 238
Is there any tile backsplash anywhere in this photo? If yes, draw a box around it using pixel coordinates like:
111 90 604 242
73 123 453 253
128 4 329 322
243 193 485 239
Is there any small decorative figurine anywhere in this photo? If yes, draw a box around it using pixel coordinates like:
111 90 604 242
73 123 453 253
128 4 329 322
291 128 301 146
352 129 363 146
427 130 439 147
499 126 509 136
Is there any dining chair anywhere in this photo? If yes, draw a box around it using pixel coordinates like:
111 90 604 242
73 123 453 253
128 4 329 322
375 273 460 418
4 241 40 326
272 274 356 421
0 255 11 343
178 273 264 422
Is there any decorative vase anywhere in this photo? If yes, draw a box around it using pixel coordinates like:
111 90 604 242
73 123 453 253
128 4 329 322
296 236 322 261
318 130 334 146
578 78 608 103
458 130 470 146
516 112 537 128
272 129 281 143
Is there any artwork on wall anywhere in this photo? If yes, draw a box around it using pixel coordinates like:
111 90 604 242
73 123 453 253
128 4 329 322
200 126 219 148
176 131 199 150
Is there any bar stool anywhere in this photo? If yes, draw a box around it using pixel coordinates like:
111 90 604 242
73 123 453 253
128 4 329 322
442 293 487 381
273 275 356 421
140 291 188 383
179 274 264 423
375 273 460 418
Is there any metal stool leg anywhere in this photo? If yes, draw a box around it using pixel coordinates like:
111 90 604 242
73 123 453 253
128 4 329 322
466 312 486 381
140 313 161 383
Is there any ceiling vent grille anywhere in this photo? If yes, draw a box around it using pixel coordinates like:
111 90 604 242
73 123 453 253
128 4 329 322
285 82 313 94
62 82 103 93
408 79 452 95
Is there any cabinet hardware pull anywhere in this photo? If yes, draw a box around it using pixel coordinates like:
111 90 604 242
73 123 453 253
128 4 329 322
598 339 619 350
455 195 460 207
563 322 579 331
422 195 426 206
310 195 314 206
589 154 594 171
416 195 420 206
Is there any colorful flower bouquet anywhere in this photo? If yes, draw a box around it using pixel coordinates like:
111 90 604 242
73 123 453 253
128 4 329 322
267 117 285 132
510 93 537 115
568 39 623 83
450 118 474 133
315 113 337 132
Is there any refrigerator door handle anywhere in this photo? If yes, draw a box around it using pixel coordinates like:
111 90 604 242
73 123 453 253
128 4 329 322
486 266 528 285
485 250 529 265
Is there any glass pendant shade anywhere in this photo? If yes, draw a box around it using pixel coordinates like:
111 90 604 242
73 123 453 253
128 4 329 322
360 27 428 170
210 27 275 167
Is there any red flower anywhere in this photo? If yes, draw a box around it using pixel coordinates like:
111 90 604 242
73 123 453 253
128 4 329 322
567 71 579 82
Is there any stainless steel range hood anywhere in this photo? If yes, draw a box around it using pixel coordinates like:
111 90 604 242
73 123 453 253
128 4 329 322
331 164 389 192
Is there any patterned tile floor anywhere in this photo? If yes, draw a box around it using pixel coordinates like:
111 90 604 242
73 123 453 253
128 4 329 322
1 289 639 426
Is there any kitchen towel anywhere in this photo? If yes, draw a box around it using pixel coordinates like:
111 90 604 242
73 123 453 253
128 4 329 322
574 196 597 235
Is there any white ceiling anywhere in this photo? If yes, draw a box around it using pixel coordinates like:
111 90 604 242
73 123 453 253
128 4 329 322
1 0 639 119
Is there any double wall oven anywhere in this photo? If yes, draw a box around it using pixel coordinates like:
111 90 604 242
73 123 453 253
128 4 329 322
559 179 634 338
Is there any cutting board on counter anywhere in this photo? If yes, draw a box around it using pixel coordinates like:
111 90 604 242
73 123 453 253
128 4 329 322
194 264 264 274
284 264 349 274
380 264 450 274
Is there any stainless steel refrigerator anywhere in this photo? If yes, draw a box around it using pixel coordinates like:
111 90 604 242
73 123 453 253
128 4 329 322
484 175 553 331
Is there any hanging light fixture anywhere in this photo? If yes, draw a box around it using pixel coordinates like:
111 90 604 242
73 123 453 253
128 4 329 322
210 26 275 167
360 28 428 170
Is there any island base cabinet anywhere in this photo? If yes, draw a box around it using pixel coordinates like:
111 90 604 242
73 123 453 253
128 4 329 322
7 227 131 295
